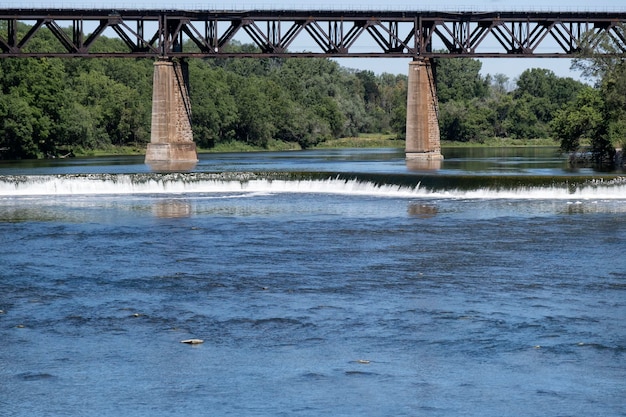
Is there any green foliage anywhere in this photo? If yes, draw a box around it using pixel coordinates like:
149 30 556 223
0 34 155 159
437 63 592 147
572 24 626 82
1 22 624 161
434 57 489 103
0 91 39 158
1 46 409 158
600 62 626 148
551 87 603 153
188 62 238 148
568 24 626 165
505 69 585 139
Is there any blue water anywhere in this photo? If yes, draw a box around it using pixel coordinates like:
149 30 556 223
0 146 615 176
1 148 625 416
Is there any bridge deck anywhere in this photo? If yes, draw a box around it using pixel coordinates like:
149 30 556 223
1 9 625 58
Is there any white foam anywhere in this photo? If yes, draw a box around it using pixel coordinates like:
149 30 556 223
0 174 625 200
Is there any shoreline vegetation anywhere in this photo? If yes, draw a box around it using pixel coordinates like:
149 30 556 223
54 135 624 169
2 22 624 167
71 135 565 158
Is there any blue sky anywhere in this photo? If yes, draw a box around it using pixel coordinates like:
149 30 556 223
4 0 625 82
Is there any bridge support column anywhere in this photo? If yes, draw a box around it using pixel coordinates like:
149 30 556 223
145 59 198 171
405 58 443 161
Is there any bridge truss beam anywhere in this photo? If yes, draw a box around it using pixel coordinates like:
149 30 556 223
0 9 625 58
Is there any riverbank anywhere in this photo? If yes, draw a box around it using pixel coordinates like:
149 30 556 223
71 135 563 158
69 135 402 157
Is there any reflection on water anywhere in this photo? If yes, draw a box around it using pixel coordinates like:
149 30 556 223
146 160 197 173
440 146 570 174
0 206 56 223
561 200 626 215
0 146 624 177
405 158 442 171
407 203 438 218
153 199 192 218
442 146 561 159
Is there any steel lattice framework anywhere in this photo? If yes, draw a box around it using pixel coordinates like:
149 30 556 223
1 9 625 58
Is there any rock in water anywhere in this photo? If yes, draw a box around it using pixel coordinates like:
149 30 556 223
180 339 204 344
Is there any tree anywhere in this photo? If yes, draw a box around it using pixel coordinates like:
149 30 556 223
490 73 512 95
439 100 469 141
509 69 586 139
188 62 238 148
570 24 626 163
551 87 603 153
434 57 489 103
68 69 148 148
599 62 626 151
377 73 408 136
0 92 39 159
515 68 555 99
228 73 275 147
440 98 496 142
355 70 381 106
0 57 67 155
571 24 626 82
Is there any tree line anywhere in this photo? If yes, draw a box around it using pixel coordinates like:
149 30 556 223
0 21 624 165
0 46 408 158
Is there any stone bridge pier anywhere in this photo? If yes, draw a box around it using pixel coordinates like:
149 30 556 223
145 59 198 171
145 57 442 169
405 58 443 162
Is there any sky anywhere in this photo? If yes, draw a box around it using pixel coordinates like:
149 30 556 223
4 0 626 83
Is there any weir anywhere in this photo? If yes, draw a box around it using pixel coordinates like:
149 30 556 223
145 59 198 171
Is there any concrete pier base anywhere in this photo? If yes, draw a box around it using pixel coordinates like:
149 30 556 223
145 59 198 171
405 59 443 161
405 154 443 171
145 142 198 171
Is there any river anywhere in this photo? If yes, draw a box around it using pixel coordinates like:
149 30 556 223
0 147 625 416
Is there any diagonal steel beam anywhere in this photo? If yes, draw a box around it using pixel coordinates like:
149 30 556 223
218 20 243 50
304 19 339 53
45 19 78 53
241 19 280 53
366 20 414 53
179 21 213 53
17 19 45 50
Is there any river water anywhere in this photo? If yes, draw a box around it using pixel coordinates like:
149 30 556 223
1 147 625 416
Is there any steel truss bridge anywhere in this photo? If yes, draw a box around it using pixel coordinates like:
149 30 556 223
1 9 626 59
